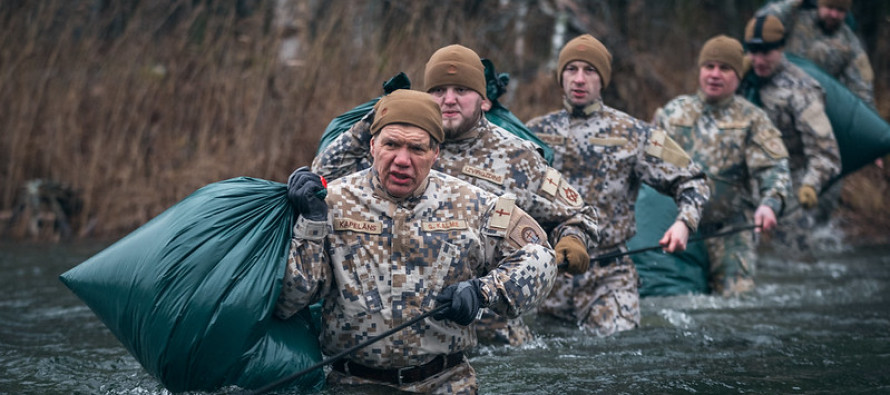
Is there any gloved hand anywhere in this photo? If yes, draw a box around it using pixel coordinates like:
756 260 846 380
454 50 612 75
287 166 328 221
555 236 589 275
797 184 818 209
434 279 484 326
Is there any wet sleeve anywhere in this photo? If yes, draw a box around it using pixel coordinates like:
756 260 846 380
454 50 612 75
637 126 710 232
274 217 332 320
840 41 876 108
477 200 557 319
310 109 375 181
794 86 841 191
747 114 792 216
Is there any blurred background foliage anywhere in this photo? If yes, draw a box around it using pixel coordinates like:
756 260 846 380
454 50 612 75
1 0 887 241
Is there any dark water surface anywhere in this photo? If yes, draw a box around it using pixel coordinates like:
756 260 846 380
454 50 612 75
1 241 888 394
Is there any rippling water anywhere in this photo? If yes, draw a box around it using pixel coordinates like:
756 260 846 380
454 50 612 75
1 241 888 394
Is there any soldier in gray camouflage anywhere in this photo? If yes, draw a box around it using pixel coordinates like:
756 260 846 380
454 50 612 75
276 89 557 394
526 34 710 336
653 35 792 296
757 0 874 107
739 15 842 256
312 44 599 346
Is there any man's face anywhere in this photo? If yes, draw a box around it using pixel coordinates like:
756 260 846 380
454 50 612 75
428 85 490 139
748 48 783 77
370 124 439 198
561 60 602 108
817 5 846 32
699 60 740 103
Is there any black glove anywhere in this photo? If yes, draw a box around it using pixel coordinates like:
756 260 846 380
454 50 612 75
287 166 328 221
434 279 484 326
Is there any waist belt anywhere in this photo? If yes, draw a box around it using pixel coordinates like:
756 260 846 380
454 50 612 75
332 352 465 386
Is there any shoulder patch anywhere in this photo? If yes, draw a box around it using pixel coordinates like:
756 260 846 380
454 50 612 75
540 168 561 197
489 196 516 230
753 127 790 159
557 178 584 208
462 165 505 185
507 214 547 247
589 137 628 146
644 129 692 167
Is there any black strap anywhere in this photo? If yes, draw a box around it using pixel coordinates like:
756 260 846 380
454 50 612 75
332 352 465 386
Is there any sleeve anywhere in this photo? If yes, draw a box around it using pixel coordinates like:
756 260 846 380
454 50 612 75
476 197 557 319
793 84 842 191
310 109 375 181
636 125 710 232
524 162 601 250
839 39 876 108
747 113 792 216
273 216 333 320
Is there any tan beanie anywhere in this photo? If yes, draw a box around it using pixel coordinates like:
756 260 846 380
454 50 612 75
819 0 852 11
557 34 613 88
371 89 444 143
745 15 785 45
698 35 745 77
423 44 487 100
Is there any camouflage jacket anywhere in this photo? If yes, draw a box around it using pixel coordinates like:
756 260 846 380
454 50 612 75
652 92 792 225
274 169 556 368
739 56 841 192
525 99 709 249
312 110 600 250
758 0 875 106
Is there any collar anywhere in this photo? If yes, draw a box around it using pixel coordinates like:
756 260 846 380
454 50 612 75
563 97 603 118
696 90 735 110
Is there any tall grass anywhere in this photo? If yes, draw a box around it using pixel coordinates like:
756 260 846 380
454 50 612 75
1 0 887 241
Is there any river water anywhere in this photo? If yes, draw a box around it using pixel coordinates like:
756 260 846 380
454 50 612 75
1 241 888 394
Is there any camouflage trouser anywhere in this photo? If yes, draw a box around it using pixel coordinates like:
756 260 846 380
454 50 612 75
537 253 640 337
326 356 478 394
769 179 843 256
474 309 533 346
703 223 756 297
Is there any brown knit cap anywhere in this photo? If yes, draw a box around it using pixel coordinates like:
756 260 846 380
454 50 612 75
557 34 613 88
819 0 852 11
745 15 785 44
371 89 444 143
698 35 745 77
423 44 487 100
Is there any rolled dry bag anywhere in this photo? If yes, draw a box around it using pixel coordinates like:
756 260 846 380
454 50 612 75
59 177 324 393
785 53 890 177
628 185 710 297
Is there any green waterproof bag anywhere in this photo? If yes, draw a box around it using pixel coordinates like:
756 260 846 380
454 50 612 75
629 185 710 297
59 177 324 393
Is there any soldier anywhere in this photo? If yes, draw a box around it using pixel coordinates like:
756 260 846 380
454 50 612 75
757 0 874 107
312 44 599 346
275 89 557 394
739 15 842 255
652 35 792 296
525 34 709 336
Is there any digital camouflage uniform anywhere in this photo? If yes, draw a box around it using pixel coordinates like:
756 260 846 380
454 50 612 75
758 0 875 107
739 55 841 254
653 92 792 296
526 99 709 336
274 169 557 394
312 110 599 346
